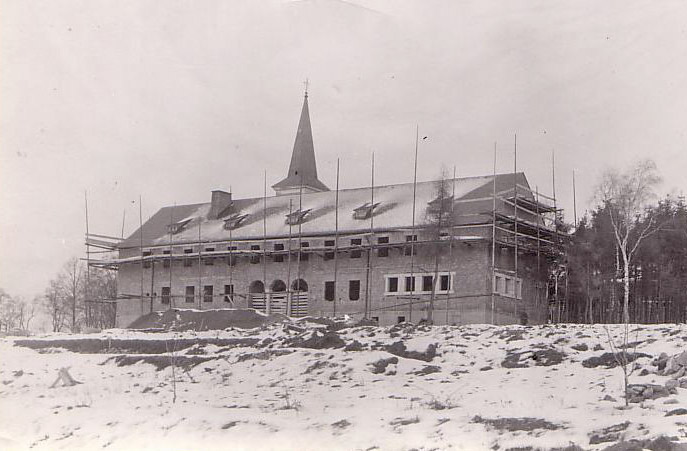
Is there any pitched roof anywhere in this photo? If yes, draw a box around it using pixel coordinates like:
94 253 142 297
120 172 546 248
272 94 329 193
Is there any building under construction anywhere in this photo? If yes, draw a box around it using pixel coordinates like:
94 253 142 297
87 90 566 327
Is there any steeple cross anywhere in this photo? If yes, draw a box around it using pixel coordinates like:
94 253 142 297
303 78 309 97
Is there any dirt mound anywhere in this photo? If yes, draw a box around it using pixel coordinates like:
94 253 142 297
127 308 287 331
14 337 260 354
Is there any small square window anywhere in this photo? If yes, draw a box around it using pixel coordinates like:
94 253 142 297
184 249 194 267
224 284 234 303
250 245 261 264
324 240 335 261
440 274 450 291
227 246 237 266
349 280 360 301
203 285 213 303
185 286 195 303
404 235 417 256
422 275 433 292
300 242 309 261
324 281 335 301
377 236 389 257
161 286 171 304
273 243 284 263
350 238 362 259
387 277 398 293
405 276 416 292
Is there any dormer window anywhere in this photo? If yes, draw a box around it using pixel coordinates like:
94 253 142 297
167 218 193 234
353 202 380 220
223 214 248 230
285 208 312 225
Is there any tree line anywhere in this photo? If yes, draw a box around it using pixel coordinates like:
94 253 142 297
0 257 116 333
564 160 687 324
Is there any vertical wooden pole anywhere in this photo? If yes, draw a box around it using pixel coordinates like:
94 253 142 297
198 212 202 310
333 158 340 317
364 152 374 319
573 169 578 230
169 203 175 309
491 143 497 324
84 191 91 325
263 170 268 311
445 165 456 325
409 125 419 323
139 195 144 311
513 134 518 321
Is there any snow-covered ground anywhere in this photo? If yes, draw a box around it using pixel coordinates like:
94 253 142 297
1 322 687 450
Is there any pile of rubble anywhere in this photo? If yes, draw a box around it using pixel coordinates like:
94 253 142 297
628 351 687 403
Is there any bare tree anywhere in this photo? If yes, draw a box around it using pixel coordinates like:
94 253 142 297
44 279 67 332
425 168 455 323
0 288 18 332
595 159 661 324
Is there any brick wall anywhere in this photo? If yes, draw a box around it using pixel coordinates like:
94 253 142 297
115 231 550 327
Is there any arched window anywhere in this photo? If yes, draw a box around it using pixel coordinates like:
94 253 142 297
291 279 308 292
271 280 287 292
249 280 265 294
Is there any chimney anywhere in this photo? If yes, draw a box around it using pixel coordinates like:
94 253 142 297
209 190 233 219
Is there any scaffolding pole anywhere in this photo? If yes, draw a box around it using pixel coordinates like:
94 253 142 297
333 159 340 317
491 143 497 324
169 203 175 309
263 170 268 312
445 165 456 325
513 134 518 320
364 152 374 319
408 125 419 323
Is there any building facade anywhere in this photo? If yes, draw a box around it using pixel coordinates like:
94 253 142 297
100 92 562 327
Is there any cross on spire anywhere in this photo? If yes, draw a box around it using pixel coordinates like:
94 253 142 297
303 78 309 97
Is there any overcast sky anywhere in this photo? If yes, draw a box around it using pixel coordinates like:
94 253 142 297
2 0 686 300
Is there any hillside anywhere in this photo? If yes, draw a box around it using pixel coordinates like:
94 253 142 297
1 312 687 450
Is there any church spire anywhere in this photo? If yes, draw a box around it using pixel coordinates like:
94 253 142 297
272 86 329 196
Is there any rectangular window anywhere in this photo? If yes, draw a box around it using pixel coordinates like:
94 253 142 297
397 316 406 324
349 280 360 301
163 250 171 268
203 285 213 303
184 249 193 267
404 235 417 256
516 280 522 299
440 274 450 291
273 243 284 263
324 240 335 261
161 286 170 304
300 242 309 261
505 278 513 296
185 286 195 303
405 276 416 292
250 245 260 264
324 281 335 301
227 246 237 266
350 238 362 259
224 284 234 303
142 250 151 268
387 277 398 293
422 275 434 292
494 276 502 293
204 247 215 265
377 236 389 257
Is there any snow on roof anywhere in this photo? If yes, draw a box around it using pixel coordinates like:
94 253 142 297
120 173 533 248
